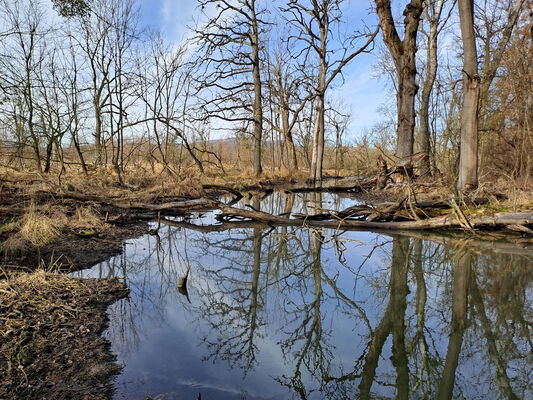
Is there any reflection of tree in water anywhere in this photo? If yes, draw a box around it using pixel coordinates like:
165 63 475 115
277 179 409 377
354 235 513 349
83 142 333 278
82 190 533 399
192 194 319 372
466 253 533 399
179 191 532 398
276 228 332 399
91 225 196 354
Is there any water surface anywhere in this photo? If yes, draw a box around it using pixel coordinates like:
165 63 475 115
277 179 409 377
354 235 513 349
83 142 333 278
75 191 533 399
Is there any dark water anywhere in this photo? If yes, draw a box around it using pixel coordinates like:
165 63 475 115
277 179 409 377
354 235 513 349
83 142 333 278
74 191 533 399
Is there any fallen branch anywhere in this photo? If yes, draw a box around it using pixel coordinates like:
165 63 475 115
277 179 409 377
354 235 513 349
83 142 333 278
202 184 243 200
45 191 221 212
219 206 533 232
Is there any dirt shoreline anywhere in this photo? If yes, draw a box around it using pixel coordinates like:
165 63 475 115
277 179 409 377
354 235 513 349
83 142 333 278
0 188 158 399
0 271 129 400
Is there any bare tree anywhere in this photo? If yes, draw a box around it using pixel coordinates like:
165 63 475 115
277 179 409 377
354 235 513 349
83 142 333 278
418 0 452 176
0 0 48 172
375 0 424 173
476 0 527 120
74 0 114 166
266 44 312 172
194 0 268 177
283 0 377 182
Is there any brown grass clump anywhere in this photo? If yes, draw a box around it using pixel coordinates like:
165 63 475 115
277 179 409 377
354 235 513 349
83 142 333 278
0 203 108 256
18 204 64 248
73 205 104 230
0 234 28 256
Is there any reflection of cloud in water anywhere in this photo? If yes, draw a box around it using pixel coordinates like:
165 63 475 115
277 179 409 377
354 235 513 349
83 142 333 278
74 191 533 399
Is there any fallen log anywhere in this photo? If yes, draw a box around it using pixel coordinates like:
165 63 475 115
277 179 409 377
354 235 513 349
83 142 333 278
281 175 377 192
202 184 243 200
47 191 221 212
219 206 533 232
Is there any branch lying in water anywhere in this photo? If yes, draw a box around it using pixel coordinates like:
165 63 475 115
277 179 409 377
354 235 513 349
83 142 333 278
48 190 533 235
218 205 533 234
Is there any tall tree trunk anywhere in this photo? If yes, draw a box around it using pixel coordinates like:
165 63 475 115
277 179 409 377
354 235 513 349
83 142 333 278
419 0 445 177
251 4 263 177
282 107 298 171
309 93 325 182
308 17 327 183
457 0 480 190
375 0 423 175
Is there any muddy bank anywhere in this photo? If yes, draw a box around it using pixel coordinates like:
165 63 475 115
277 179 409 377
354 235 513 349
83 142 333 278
0 271 129 400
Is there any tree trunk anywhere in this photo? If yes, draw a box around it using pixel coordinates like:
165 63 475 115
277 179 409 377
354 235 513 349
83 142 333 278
457 0 480 191
419 0 445 176
309 93 325 182
282 107 298 171
94 100 103 166
43 138 53 173
251 4 263 177
309 17 327 183
72 131 88 175
396 61 418 165
375 0 423 175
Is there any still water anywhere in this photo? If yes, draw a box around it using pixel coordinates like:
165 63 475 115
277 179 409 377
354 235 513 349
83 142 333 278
75 191 533 399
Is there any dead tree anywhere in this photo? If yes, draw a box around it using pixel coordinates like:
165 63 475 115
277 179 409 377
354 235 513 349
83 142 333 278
283 0 378 183
194 0 268 177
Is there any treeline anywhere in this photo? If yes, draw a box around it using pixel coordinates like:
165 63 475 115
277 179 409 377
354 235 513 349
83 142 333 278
0 0 531 189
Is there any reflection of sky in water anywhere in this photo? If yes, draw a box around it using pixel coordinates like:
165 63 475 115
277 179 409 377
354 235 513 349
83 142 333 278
74 192 533 400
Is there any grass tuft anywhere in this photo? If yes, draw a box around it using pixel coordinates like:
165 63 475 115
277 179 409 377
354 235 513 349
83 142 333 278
19 205 62 248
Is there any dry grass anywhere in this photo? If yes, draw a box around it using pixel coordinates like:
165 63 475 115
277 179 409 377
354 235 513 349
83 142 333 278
0 201 108 254
18 204 63 247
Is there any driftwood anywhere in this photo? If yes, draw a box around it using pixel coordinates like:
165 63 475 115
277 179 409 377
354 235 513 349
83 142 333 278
376 152 429 188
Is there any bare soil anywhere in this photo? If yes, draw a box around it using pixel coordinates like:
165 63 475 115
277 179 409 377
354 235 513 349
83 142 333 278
0 271 129 400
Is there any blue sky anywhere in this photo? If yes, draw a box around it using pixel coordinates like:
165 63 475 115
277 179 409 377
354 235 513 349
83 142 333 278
137 0 388 143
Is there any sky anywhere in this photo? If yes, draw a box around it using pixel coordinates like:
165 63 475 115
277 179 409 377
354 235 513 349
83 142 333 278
136 0 390 144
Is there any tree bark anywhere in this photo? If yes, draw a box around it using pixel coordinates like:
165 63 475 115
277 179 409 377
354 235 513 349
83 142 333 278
457 0 480 190
309 93 325 182
251 2 263 177
375 0 424 172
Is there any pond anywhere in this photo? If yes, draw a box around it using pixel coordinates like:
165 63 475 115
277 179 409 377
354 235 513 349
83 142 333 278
74 191 533 399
